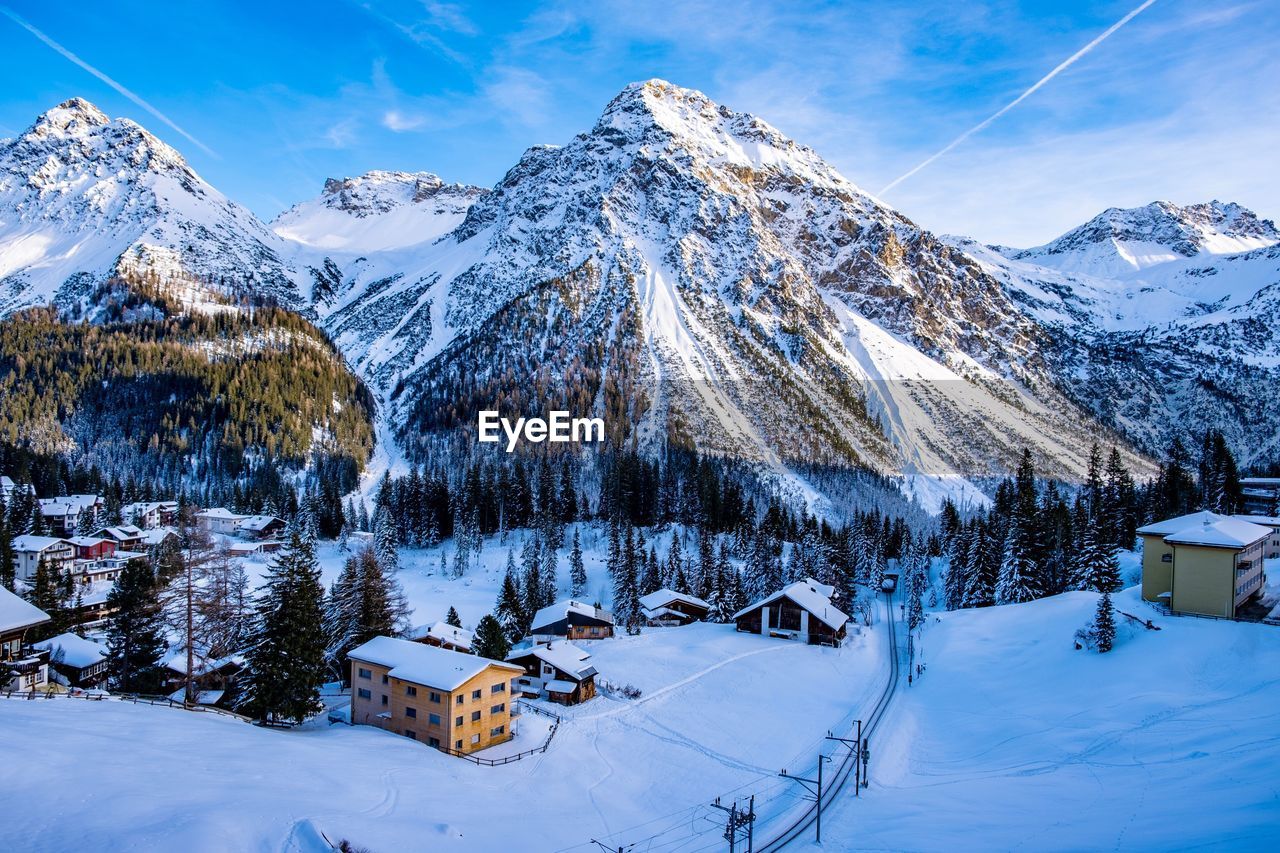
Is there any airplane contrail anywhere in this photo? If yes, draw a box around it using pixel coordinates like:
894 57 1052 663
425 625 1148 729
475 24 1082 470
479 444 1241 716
878 0 1158 196
0 6 218 159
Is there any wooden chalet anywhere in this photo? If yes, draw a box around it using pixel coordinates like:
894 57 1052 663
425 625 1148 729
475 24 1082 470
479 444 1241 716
506 641 598 705
238 515 287 540
34 632 109 688
733 577 848 647
1 586 52 692
410 621 475 654
529 599 615 641
639 588 710 626
94 525 146 551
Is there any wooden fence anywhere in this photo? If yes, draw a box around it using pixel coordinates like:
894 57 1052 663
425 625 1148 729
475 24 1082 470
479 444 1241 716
432 700 561 766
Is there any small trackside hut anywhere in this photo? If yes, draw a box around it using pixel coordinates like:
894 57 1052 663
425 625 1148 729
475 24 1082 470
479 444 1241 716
733 577 848 646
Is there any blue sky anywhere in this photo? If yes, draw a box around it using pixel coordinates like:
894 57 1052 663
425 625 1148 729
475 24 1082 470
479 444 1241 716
1 0 1276 246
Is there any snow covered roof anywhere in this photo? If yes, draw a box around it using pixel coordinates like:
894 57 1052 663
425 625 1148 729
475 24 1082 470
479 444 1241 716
545 679 577 694
1164 517 1272 549
239 515 284 532
34 632 106 669
12 535 71 554
409 622 475 648
1139 511 1272 548
530 599 614 632
96 525 143 540
348 636 521 691
39 495 101 514
166 688 224 706
196 507 247 520
733 577 849 631
639 588 710 613
67 536 112 548
1231 514 1280 529
138 528 178 545
0 585 51 633
1137 511 1226 536
507 641 596 681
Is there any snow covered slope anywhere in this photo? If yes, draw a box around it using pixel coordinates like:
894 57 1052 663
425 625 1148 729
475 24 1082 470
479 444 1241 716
833 585 1280 851
0 98 300 313
0 525 887 853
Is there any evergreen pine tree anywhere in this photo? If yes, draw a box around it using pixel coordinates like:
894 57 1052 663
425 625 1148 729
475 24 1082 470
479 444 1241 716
105 558 166 694
613 525 643 634
569 528 587 598
238 527 328 724
1094 591 1116 653
496 552 526 642
995 518 1041 605
472 614 511 661
445 606 462 628
373 506 399 576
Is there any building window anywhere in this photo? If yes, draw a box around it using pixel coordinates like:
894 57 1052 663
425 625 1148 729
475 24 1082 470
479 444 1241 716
491 703 505 714
357 667 372 680
471 734 480 745
429 691 441 703
357 688 372 700
455 740 462 750
381 695 388 706
455 694 464 704
404 730 416 740
490 725 505 737
406 707 417 718
455 716 463 726
428 737 440 747
406 685 418 697
472 688 482 700
471 710 481 722
1161 554 1172 563
381 674 389 685
429 713 441 725
491 683 505 694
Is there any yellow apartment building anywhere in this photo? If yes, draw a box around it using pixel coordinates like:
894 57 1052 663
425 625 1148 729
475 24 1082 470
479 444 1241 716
1138 511 1271 618
348 636 524 755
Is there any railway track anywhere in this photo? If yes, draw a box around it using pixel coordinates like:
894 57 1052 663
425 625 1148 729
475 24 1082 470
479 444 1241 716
756 588 901 851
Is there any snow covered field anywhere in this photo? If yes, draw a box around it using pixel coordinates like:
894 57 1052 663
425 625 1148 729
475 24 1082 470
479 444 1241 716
819 584 1280 851
5 531 1279 852
0 526 887 852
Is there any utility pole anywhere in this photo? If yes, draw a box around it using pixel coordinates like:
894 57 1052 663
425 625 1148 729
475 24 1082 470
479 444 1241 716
826 722 861 797
780 754 830 843
711 795 755 852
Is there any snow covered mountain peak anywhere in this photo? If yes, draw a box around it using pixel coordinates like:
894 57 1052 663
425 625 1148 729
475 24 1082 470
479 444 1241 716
1012 200 1279 276
0 98 298 313
273 170 486 253
590 78 855 193
28 97 111 134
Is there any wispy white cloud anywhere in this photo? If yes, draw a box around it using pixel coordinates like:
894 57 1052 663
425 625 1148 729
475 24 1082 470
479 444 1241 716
352 0 472 67
382 109 426 132
0 5 218 158
483 67 553 128
878 0 1160 196
322 117 359 149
